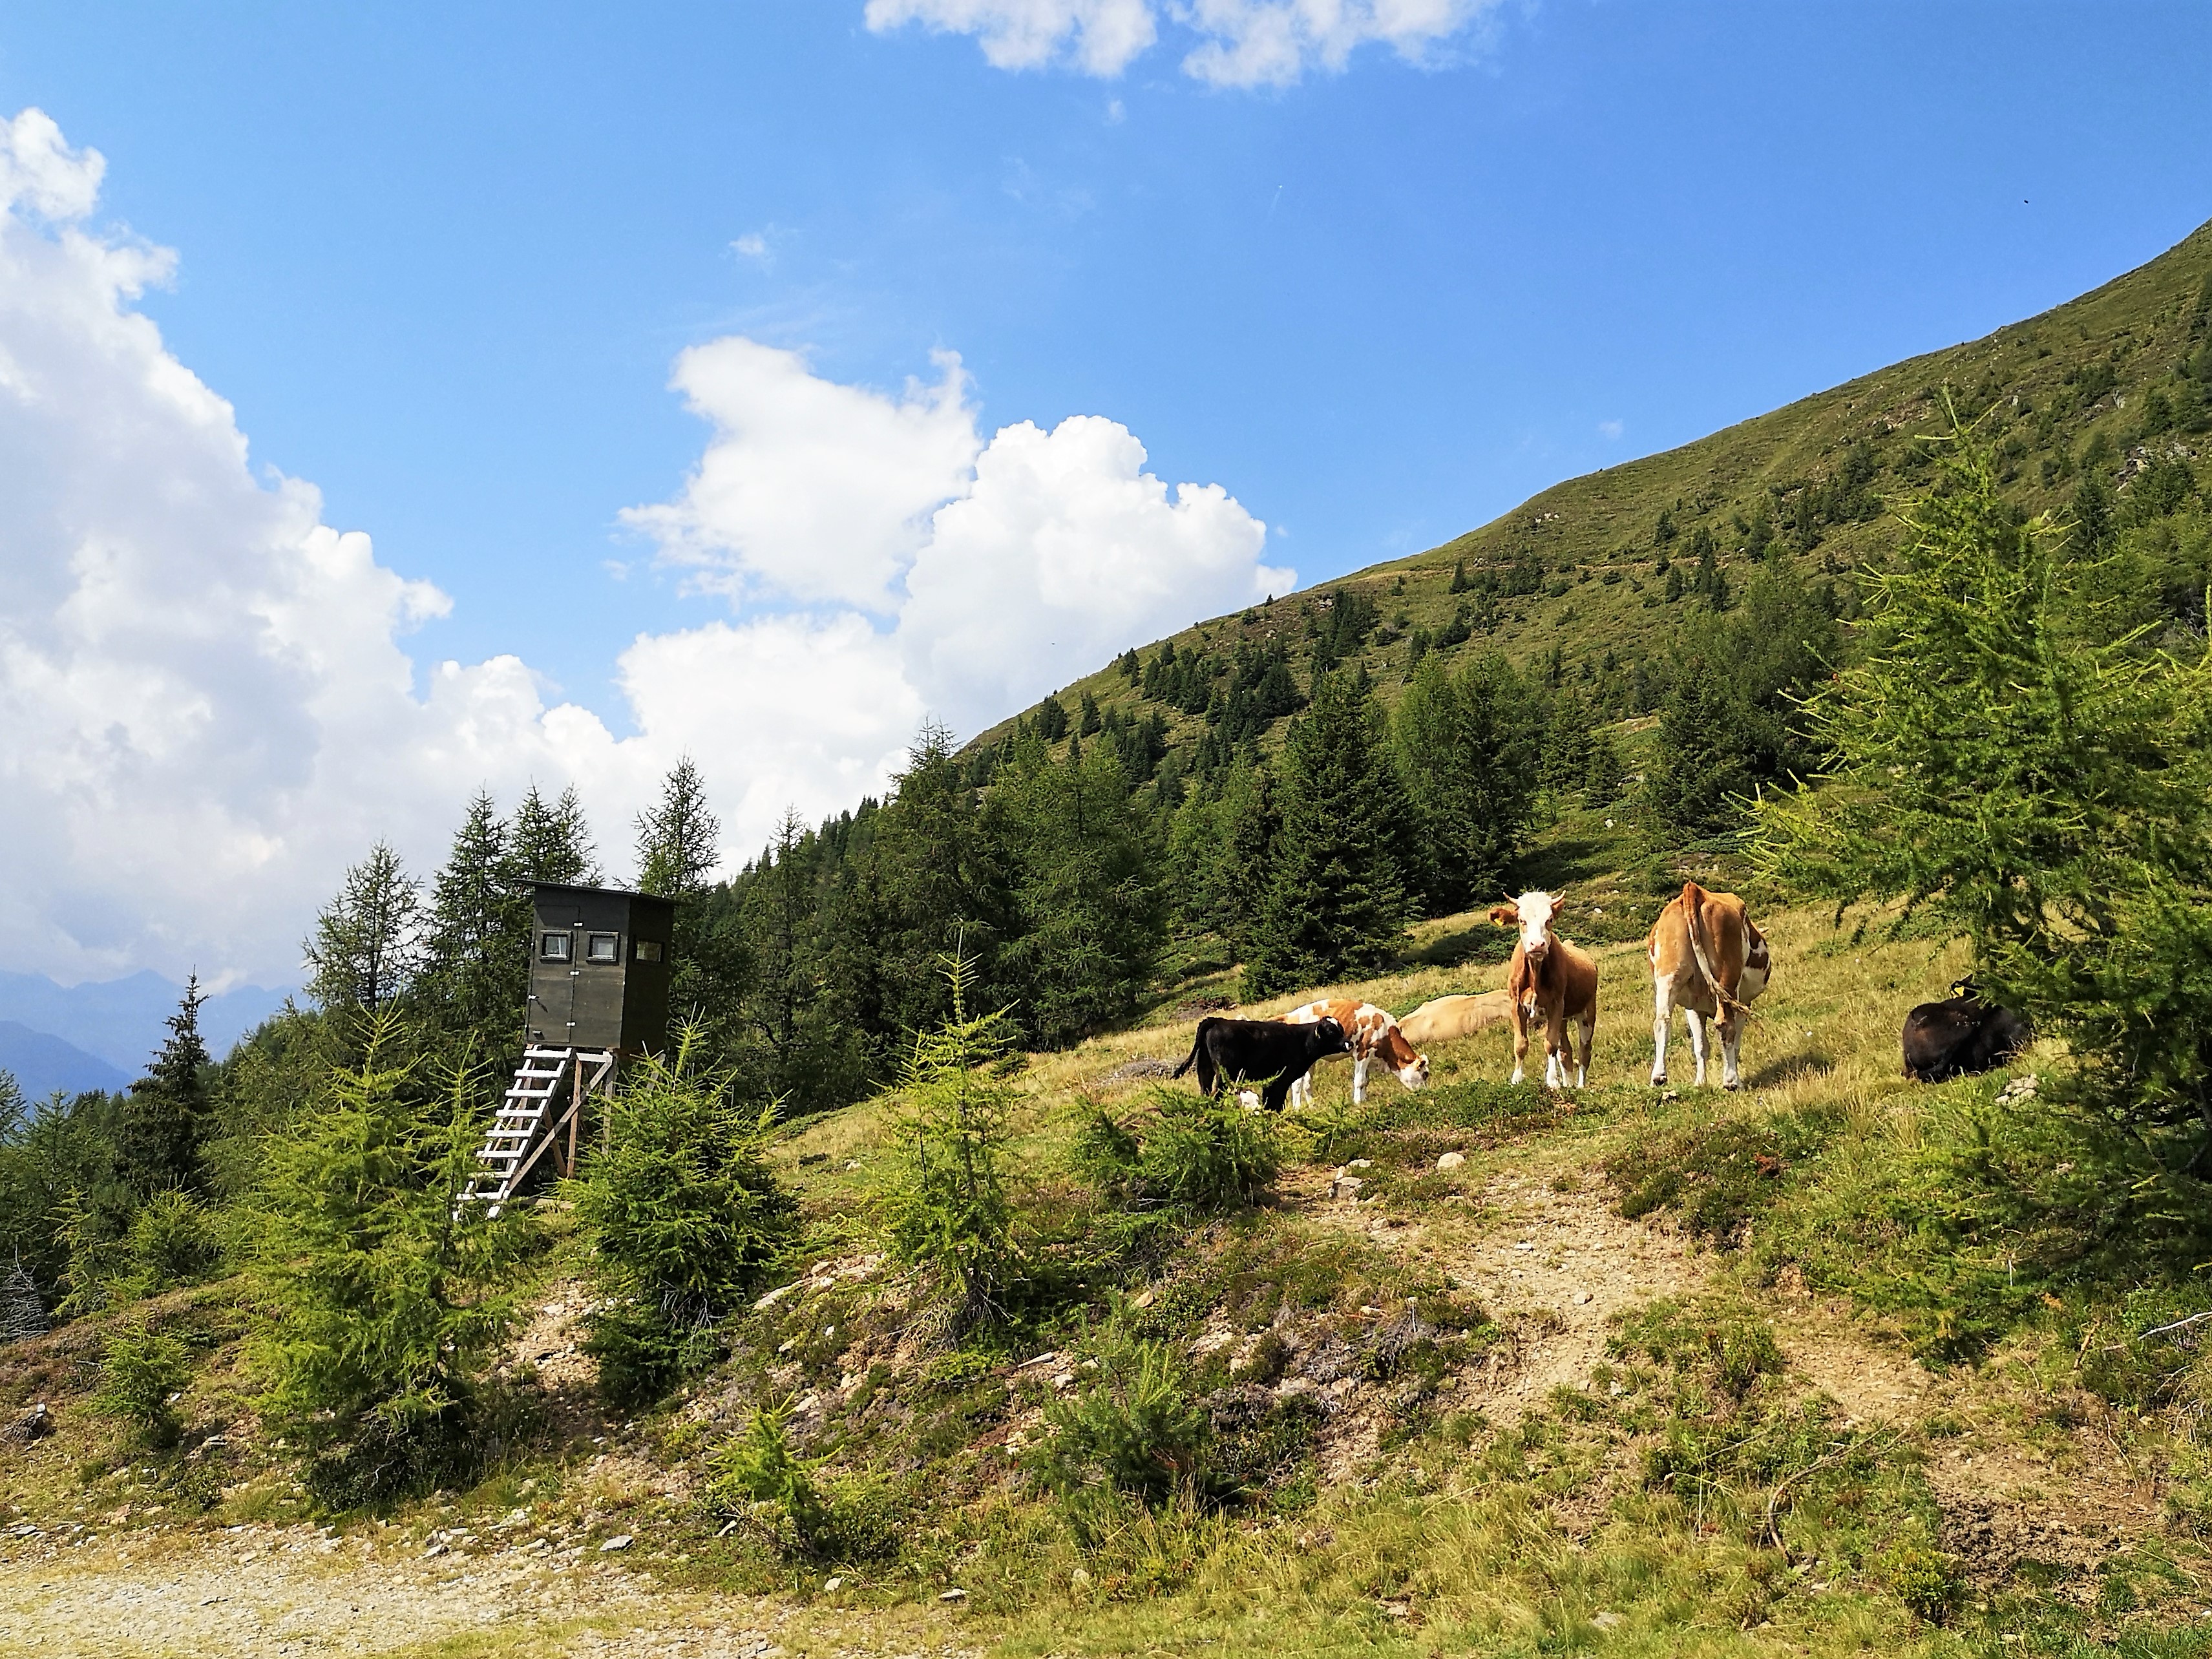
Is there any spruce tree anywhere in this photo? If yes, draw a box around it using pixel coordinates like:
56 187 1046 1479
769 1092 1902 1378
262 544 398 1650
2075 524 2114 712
1641 655 1769 841
994 739 1166 1046
869 724 1017 1038
1242 669 1411 999
423 792 512 1048
506 783 598 888
1390 653 1540 913
119 977 212 1195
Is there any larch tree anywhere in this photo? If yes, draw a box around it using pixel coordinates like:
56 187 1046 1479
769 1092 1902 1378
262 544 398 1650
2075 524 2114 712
305 842 427 1020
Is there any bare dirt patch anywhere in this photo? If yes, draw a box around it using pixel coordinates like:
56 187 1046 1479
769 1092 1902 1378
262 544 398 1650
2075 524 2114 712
1289 1166 1711 1428
0 1525 977 1659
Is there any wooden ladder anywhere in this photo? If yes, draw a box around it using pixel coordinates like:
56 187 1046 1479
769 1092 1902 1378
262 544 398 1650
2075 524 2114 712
457 1046 616 1218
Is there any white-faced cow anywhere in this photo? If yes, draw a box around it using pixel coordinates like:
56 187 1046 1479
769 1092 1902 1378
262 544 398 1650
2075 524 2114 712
1172 1015 1351 1113
1490 891 1599 1089
1902 978 2030 1083
1278 999 1429 1109
1398 989 1515 1049
1648 880 1771 1091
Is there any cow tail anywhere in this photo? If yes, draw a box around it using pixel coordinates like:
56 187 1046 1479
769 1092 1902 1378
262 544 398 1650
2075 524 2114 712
1681 882 1749 1018
1171 1024 1203 1079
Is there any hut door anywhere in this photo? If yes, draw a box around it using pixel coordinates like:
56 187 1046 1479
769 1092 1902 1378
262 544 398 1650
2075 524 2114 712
538 922 582 1044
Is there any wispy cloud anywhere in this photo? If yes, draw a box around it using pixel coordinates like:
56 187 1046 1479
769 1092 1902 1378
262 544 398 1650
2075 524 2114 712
1597 418 1624 440
865 0 1503 87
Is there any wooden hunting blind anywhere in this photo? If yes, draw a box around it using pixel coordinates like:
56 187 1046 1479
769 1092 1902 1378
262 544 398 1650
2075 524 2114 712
455 882 678 1218
525 882 676 1055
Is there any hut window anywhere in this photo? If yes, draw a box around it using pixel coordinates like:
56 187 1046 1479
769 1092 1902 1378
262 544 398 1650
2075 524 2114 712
585 933 620 965
540 931 572 961
634 940 664 963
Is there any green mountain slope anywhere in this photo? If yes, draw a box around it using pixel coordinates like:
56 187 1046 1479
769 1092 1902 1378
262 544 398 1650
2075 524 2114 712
980 216 2212 760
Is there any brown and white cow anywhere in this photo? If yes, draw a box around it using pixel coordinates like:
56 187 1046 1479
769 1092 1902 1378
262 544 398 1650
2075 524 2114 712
1398 989 1515 1048
1648 880 1771 1090
1490 891 1599 1089
1279 999 1429 1108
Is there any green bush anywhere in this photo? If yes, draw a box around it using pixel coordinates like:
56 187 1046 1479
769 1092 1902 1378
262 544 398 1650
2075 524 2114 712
571 1027 797 1410
249 1024 527 1503
880 954 1027 1338
125 1189 226 1291
704 1404 830 1551
90 1323 191 1449
1075 1089 1280 1214
1875 1526 1960 1623
701 1404 901 1563
1036 1335 1212 1512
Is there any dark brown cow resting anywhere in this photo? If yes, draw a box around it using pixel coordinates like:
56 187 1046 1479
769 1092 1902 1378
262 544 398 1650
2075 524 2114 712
1172 1015 1350 1112
1902 980 2031 1083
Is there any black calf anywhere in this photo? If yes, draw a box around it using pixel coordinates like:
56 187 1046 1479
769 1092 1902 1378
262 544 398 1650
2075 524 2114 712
1172 1015 1350 1112
1902 980 2031 1083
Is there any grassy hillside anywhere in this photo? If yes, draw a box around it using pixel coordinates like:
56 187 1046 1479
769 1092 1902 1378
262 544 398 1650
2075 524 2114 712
982 216 2212 756
10 861 2212 1656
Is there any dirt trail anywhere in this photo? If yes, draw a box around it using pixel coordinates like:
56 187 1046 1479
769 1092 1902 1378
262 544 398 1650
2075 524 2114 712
0 1526 973 1659
1292 1167 1711 1425
1291 1164 2175 1590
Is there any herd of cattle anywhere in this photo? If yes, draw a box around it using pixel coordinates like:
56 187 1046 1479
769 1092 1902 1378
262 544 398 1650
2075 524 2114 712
1172 880 2031 1108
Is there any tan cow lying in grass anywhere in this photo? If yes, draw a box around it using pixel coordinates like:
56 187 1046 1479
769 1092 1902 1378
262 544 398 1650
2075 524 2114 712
1279 998 1429 1108
1648 880 1771 1090
1398 990 1514 1048
1490 891 1599 1089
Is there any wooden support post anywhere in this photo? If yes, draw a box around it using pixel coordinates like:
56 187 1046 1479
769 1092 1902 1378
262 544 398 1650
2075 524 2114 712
565 1053 583 1177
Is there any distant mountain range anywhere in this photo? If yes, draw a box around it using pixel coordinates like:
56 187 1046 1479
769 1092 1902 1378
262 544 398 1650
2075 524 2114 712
0 970 293 1099
0 1020 128 1101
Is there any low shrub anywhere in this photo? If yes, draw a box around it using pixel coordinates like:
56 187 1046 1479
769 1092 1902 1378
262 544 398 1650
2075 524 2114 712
572 1028 797 1410
89 1323 191 1449
702 1404 902 1563
1075 1089 1281 1214
1036 1335 1213 1512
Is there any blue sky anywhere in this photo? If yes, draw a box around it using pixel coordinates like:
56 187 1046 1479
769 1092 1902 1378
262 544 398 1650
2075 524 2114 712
1 2 2209 984
12 3 2210 713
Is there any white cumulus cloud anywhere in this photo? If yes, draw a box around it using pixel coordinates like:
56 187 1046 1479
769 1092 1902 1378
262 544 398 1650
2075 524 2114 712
620 346 1290 739
898 416 1289 730
865 0 1498 83
0 106 1289 988
619 337 982 613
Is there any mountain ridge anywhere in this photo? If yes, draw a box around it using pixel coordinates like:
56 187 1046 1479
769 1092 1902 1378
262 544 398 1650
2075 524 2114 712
971 214 2212 762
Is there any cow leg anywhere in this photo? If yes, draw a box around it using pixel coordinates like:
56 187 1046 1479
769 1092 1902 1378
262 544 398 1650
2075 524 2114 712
1650 980 1672 1086
1685 1009 1710 1088
1351 1053 1370 1105
1261 1073 1296 1112
1509 1006 1530 1085
1544 1005 1568 1089
1574 1008 1595 1090
1288 1072 1311 1112
1719 1011 1744 1091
